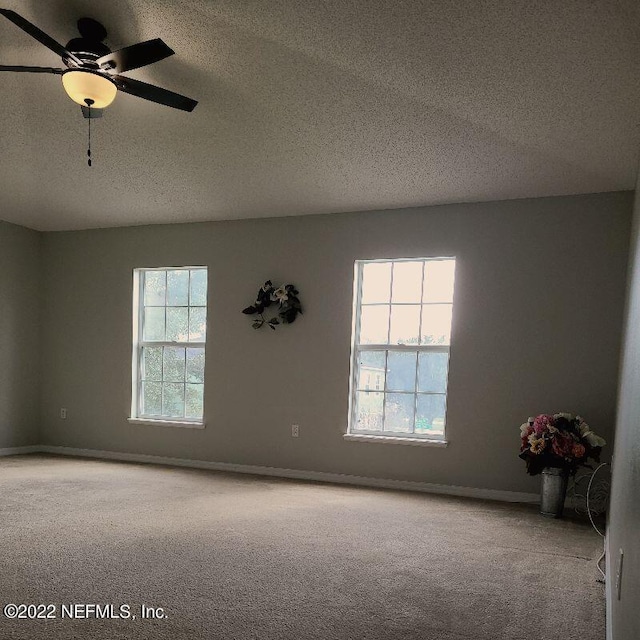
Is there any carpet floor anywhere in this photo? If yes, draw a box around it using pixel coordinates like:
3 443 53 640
0 454 604 640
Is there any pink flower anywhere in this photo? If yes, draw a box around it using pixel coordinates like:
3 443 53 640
572 443 586 458
533 414 554 436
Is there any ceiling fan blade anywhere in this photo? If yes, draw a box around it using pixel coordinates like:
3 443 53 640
97 38 174 73
113 75 197 112
0 9 82 66
0 64 63 74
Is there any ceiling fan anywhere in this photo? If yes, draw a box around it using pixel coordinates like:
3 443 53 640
0 9 198 117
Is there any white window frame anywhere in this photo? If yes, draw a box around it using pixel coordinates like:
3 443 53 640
346 257 455 445
129 266 207 429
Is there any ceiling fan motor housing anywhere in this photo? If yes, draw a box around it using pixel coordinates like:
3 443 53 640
64 38 111 68
62 20 115 107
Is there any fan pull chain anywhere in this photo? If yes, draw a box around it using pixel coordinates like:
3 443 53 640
85 98 94 167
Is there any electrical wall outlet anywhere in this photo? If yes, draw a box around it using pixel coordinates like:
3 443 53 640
60 408 67 419
615 549 624 600
291 424 299 438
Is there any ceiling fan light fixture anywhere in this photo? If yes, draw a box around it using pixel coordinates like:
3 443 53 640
62 69 117 108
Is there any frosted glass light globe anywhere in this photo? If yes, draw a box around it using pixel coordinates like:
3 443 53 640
62 70 117 108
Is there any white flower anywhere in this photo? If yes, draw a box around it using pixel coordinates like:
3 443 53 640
575 419 606 447
555 412 573 421
520 423 530 436
584 431 606 448
272 286 288 303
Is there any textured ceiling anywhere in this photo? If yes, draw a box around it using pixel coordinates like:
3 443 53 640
0 0 638 231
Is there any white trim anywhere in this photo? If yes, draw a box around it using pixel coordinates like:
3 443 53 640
605 531 613 640
343 433 448 447
347 260 362 433
127 418 205 429
351 344 450 353
130 269 141 421
139 341 206 348
35 445 539 504
0 445 41 457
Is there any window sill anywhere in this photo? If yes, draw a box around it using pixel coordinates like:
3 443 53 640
127 418 205 430
343 433 448 447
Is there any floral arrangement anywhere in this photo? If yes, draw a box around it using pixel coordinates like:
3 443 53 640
519 413 606 476
242 280 302 330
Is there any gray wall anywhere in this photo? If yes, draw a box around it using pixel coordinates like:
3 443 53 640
608 175 640 639
40 191 632 494
0 221 41 449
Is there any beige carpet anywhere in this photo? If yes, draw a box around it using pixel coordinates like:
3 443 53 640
0 454 604 640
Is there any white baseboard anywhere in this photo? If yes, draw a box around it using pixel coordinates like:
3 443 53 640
34 445 540 504
0 445 41 457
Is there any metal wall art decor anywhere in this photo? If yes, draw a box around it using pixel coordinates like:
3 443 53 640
242 281 302 330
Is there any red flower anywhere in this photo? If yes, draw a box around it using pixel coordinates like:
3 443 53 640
552 433 573 457
572 443 586 458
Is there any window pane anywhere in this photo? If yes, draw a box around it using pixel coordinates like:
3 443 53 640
144 271 166 306
389 305 420 345
357 351 386 390
142 346 162 381
354 391 384 431
166 307 189 342
189 307 207 342
186 347 205 383
421 304 453 345
418 352 449 393
143 307 165 341
387 351 417 392
162 383 185 418
142 381 162 415
190 269 208 306
163 347 185 382
185 384 204 419
359 306 389 344
384 393 414 433
391 261 423 303
424 260 455 303
361 262 391 304
167 270 189 306
416 395 446 435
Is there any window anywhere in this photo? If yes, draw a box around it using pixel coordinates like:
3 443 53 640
130 267 208 426
348 258 455 441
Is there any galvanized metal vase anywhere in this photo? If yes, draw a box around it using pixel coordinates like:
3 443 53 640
540 467 569 518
